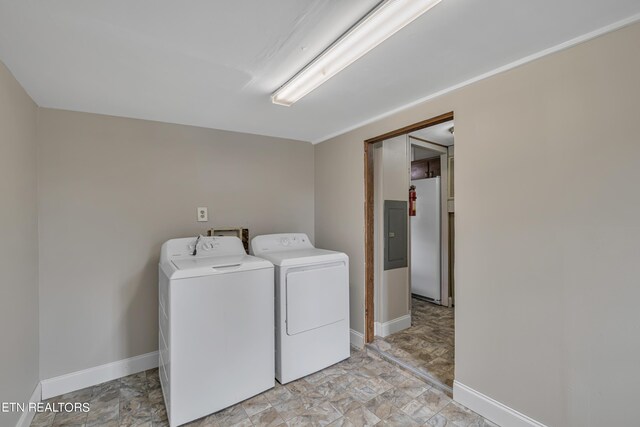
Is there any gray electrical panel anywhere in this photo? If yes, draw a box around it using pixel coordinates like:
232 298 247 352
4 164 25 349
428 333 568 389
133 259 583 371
384 200 408 270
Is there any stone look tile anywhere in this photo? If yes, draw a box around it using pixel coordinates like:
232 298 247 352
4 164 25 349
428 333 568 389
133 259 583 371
119 396 152 426
120 383 148 400
213 405 248 425
363 395 396 420
400 399 436 424
286 379 317 397
273 397 309 421
364 376 393 394
427 413 457 427
30 411 56 427
150 402 167 424
377 407 420 426
249 406 284 427
304 370 329 385
314 381 346 401
121 372 146 386
91 380 120 404
369 297 455 388
347 382 379 403
264 384 294 406
332 373 357 389
51 409 89 427
340 406 381 426
417 387 451 413
149 391 166 407
30 348 495 427
182 414 218 427
378 388 413 409
468 418 500 427
438 402 481 427
293 388 327 410
241 393 271 417
396 376 429 398
119 415 152 427
85 397 119 426
327 392 362 415
378 369 410 387
225 419 252 427
348 376 392 403
285 401 341 426
145 370 161 389
326 418 356 427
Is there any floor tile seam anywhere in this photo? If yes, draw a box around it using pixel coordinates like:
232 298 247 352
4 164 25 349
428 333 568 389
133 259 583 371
364 345 453 395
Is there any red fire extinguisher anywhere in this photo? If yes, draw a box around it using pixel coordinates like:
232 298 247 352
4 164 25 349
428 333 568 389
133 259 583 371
409 185 417 216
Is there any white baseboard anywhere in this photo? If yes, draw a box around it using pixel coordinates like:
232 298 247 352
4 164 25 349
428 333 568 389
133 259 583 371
41 351 158 400
350 329 364 349
374 314 411 338
453 381 548 427
15 382 41 427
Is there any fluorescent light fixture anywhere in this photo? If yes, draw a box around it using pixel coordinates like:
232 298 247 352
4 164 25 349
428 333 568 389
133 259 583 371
271 0 442 106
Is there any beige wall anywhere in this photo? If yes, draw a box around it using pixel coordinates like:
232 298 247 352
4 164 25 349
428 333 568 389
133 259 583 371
315 22 640 426
37 109 315 379
377 136 410 324
314 129 367 335
0 61 39 426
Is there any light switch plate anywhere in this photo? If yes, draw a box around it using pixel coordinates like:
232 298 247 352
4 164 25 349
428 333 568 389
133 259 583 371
197 207 208 222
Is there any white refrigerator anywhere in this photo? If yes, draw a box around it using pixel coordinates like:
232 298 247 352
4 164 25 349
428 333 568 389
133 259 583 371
410 177 441 302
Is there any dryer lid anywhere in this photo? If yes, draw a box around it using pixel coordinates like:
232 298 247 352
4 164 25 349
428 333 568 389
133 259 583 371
255 248 347 267
251 233 347 266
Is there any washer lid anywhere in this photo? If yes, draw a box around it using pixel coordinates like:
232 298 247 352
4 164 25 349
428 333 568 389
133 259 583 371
167 254 273 279
255 248 347 267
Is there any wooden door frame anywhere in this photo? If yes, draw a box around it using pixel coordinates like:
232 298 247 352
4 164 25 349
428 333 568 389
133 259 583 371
363 111 454 343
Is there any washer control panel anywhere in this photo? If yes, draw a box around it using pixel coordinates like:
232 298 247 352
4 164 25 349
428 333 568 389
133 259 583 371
252 233 313 254
166 236 246 258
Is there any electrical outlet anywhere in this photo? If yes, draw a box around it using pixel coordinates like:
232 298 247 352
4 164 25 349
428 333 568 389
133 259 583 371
197 207 208 222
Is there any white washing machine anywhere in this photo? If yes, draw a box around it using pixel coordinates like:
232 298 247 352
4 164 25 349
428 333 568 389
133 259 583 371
159 236 274 427
251 233 350 384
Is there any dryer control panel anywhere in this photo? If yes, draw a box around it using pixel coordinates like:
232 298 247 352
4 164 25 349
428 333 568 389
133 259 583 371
251 233 313 254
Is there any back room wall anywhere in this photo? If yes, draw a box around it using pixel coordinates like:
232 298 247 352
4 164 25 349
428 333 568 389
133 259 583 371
37 108 315 380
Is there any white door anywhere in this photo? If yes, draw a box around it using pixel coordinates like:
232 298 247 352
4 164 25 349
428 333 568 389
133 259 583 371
411 177 441 301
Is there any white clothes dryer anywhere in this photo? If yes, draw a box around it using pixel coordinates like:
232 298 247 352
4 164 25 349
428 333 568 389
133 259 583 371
251 233 349 384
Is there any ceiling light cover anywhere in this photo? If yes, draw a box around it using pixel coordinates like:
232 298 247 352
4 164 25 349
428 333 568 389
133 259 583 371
271 0 442 106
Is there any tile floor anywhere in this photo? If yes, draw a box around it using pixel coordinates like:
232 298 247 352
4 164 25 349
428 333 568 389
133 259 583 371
369 298 455 389
30 349 495 427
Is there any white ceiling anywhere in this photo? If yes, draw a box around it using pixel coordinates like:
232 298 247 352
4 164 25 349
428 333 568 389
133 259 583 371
1 1 639 143
410 120 454 146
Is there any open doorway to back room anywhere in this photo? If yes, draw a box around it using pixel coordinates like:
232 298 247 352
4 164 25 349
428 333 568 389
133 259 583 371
364 113 455 392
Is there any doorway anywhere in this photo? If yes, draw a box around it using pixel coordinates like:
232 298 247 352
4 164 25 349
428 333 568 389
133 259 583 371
364 112 455 391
